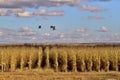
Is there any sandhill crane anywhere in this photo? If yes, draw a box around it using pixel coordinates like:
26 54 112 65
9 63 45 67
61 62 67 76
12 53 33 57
50 25 56 30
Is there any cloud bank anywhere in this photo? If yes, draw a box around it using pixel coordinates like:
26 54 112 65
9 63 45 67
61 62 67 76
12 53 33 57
88 15 104 19
35 9 64 16
0 0 108 17
0 0 80 17
75 28 88 32
96 26 108 32
0 8 65 17
0 9 10 16
0 0 81 8
0 27 120 43
86 0 111 2
80 5 106 12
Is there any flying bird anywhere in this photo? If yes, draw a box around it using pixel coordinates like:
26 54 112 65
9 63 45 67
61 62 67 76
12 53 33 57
38 25 41 29
50 25 56 30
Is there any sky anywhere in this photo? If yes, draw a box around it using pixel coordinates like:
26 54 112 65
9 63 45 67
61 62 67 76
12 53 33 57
0 0 120 43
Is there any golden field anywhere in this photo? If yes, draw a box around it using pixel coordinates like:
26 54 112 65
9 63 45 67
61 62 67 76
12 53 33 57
0 43 120 80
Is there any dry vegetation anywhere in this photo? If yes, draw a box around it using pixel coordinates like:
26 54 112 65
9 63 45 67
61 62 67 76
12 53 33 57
0 43 120 72
0 43 120 80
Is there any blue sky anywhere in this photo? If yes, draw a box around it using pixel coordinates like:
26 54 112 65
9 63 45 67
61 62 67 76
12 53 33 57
0 0 120 43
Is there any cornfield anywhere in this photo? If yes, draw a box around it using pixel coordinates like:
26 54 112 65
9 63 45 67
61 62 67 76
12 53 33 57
0 43 120 72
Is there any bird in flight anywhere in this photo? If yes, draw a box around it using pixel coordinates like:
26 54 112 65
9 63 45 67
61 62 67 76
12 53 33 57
50 25 56 30
38 25 56 30
38 25 41 29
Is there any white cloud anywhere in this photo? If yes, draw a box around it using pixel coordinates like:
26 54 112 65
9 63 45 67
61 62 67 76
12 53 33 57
88 15 104 19
75 28 88 32
81 33 89 37
111 33 120 39
0 0 80 17
80 5 106 12
0 27 120 43
19 27 33 32
0 28 17 34
49 0 81 6
18 26 36 35
7 8 25 13
59 33 65 38
0 27 38 43
0 8 65 17
97 26 108 32
0 0 81 8
35 9 64 16
16 11 35 17
0 9 10 16
42 33 51 37
98 33 120 42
